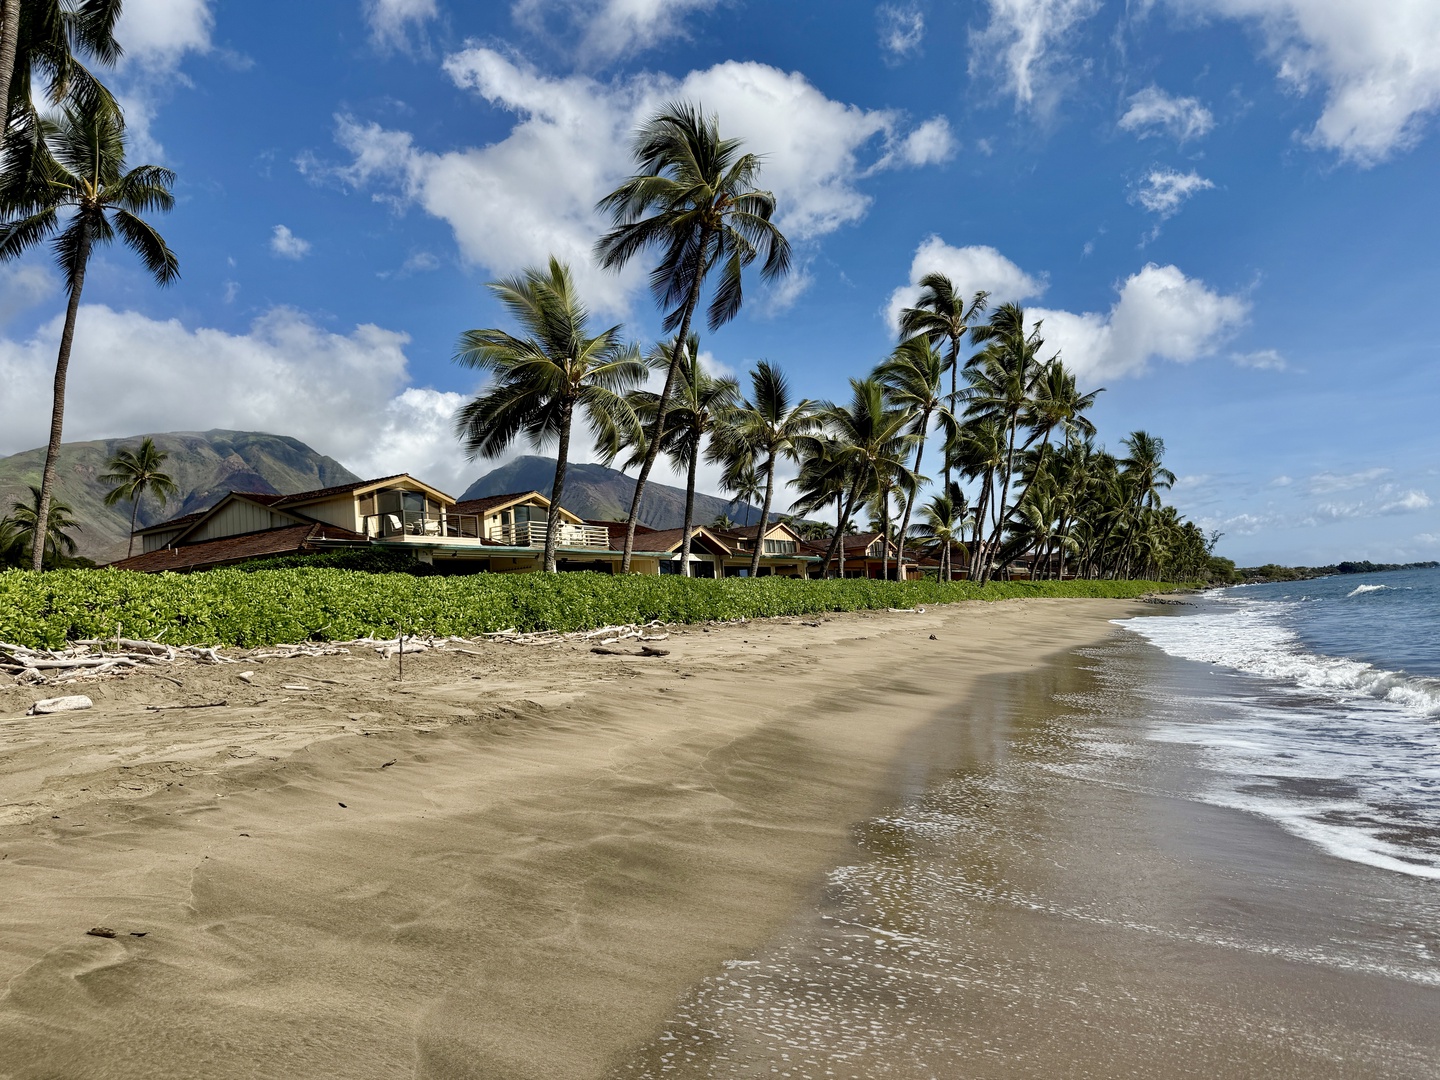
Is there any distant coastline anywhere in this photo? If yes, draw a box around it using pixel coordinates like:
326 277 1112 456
1236 559 1439 584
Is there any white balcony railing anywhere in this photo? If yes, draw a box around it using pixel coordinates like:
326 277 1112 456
486 521 612 549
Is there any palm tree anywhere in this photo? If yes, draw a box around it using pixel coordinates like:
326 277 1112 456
1120 430 1176 512
100 436 178 558
0 100 178 571
454 257 645 573
878 335 952 578
804 377 916 579
898 272 988 489
961 304 1050 583
789 434 852 576
710 360 817 577
9 483 78 566
910 481 971 577
594 101 791 572
2 0 122 148
620 333 739 575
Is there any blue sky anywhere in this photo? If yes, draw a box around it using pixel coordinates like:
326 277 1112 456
1 0 1437 565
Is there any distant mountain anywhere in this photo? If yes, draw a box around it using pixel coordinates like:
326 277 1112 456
0 431 360 564
459 455 764 530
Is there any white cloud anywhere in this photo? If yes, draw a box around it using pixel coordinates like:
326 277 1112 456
970 0 1102 114
512 0 720 62
269 225 312 260
1131 166 1215 217
1305 467 1389 494
365 0 439 50
1231 347 1286 369
1118 86 1216 141
0 265 58 324
0 305 480 494
878 3 926 60
321 50 951 315
885 236 1047 331
1383 490 1432 513
890 116 958 166
111 0 216 160
1165 0 1440 163
887 240 1246 379
1031 263 1249 379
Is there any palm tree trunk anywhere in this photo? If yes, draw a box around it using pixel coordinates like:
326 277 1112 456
944 337 958 491
0 0 20 136
894 409 930 581
543 401 573 573
621 229 711 574
823 477 862 579
982 416 1019 585
967 473 991 581
127 496 141 559
748 456 776 577
32 227 90 572
880 487 891 580
679 447 697 577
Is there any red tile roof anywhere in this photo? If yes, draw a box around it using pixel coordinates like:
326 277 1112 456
452 491 548 516
109 522 368 573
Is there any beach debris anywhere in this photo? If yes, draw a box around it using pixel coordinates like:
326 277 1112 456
237 671 255 683
281 684 313 692
591 645 671 658
929 634 939 640
380 759 397 769
144 701 228 712
27 695 94 715
129 932 147 937
886 607 926 614
86 927 117 938
338 802 348 808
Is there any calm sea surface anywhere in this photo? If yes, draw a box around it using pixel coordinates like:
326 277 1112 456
612 579 1440 1078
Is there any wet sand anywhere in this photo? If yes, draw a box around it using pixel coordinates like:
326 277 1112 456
0 599 1139 1080
614 630 1440 1078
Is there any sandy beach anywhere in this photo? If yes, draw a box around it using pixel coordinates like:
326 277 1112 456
0 599 1138 1079
6 597 1436 1080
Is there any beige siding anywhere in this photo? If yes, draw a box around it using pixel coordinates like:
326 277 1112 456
141 529 186 553
189 501 296 542
294 497 360 531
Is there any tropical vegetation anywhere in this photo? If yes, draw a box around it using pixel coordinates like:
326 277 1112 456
0 566 1183 650
100 436 177 558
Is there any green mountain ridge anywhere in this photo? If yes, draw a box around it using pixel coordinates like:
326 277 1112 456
459 456 762 530
0 431 359 564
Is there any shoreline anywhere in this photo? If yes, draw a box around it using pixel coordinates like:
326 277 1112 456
0 597 1143 1079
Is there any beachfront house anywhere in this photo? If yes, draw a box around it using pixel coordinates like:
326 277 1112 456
113 476 817 577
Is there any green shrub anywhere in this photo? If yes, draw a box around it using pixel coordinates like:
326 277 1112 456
0 568 1184 650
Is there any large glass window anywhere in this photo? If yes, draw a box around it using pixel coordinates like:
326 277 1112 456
763 538 796 554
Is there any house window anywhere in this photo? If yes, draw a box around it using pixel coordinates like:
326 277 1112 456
763 539 796 554
659 559 682 575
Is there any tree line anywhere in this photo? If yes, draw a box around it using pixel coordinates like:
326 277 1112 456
454 102 1221 583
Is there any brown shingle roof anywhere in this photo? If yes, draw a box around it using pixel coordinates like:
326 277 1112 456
274 474 410 506
451 490 547 516
108 522 367 573
133 508 209 535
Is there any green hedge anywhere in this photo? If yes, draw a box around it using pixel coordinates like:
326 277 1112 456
0 568 1180 649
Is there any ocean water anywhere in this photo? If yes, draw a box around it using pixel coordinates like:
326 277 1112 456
1122 567 1440 879
610 586 1440 1078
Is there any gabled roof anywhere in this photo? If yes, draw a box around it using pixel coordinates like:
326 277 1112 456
709 519 803 547
108 521 368 573
452 490 584 524
583 519 659 548
633 526 734 556
153 492 312 548
279 474 453 508
134 508 210 536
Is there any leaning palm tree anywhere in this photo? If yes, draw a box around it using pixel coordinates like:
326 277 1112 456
100 435 178 557
9 483 79 566
619 333 740 575
1120 430 1176 512
710 361 817 577
0 100 178 571
595 100 791 572
898 272 988 489
454 257 645 573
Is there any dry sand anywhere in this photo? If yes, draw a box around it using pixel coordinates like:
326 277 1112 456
0 598 1140 1079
